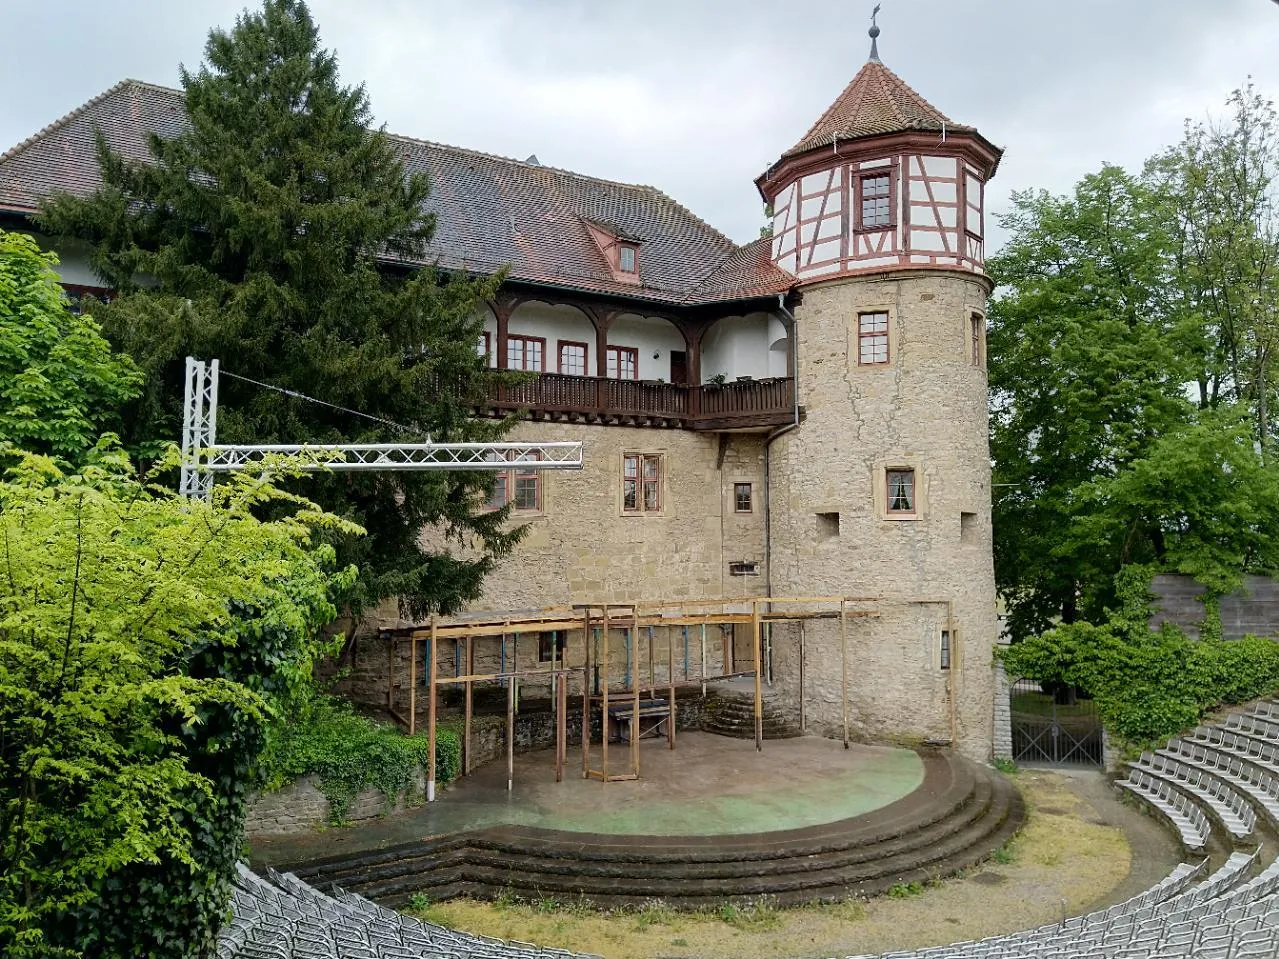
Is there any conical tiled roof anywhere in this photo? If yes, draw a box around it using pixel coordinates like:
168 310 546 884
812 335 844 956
782 59 974 159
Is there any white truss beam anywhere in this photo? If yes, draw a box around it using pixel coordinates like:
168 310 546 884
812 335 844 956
203 442 584 472
178 357 583 499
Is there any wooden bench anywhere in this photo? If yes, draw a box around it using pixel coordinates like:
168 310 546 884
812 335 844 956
606 697 671 743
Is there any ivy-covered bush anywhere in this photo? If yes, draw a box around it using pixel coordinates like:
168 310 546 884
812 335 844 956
261 689 460 821
999 566 1279 746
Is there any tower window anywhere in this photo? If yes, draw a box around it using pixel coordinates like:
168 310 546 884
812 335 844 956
858 312 890 365
618 245 638 273
858 173 893 230
971 313 985 368
940 630 952 670
887 468 915 515
816 512 840 540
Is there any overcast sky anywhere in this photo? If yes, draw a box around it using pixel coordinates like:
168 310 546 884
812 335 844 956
4 1 1279 247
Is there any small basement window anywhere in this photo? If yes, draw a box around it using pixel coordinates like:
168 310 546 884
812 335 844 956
816 512 840 540
729 561 760 577
538 630 568 663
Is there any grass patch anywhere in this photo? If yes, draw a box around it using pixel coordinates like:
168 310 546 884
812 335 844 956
714 901 782 931
888 881 925 899
992 757 1019 775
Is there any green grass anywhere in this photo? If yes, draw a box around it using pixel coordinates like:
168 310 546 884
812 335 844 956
1010 691 1096 720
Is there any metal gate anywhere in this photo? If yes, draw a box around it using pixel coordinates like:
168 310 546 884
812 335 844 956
1009 677 1103 766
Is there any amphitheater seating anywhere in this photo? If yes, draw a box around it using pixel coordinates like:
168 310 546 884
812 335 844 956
1117 770 1213 850
1131 751 1258 839
219 698 1279 959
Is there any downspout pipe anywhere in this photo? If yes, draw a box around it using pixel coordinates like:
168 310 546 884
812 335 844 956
764 292 800 604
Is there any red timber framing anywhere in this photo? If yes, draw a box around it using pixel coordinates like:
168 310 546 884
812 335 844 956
758 129 1000 283
382 596 926 800
481 289 796 431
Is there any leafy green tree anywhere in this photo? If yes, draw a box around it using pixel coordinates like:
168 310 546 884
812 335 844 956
40 0 521 620
1147 85 1279 449
988 167 1196 639
0 229 141 461
0 452 358 958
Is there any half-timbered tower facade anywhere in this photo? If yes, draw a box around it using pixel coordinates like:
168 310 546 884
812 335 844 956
0 36 1003 758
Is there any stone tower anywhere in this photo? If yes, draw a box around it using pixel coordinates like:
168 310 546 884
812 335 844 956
757 31 1003 760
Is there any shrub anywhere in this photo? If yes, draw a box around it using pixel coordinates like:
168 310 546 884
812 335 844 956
261 689 460 820
999 568 1279 748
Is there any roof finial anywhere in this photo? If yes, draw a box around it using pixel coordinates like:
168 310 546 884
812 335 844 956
869 3 882 62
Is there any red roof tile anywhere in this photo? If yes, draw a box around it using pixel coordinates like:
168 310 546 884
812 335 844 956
0 80 790 308
782 59 973 159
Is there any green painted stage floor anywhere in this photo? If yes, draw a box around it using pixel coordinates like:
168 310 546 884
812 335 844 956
253 732 924 864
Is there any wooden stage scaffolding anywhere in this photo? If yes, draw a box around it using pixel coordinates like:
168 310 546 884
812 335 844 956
379 595 965 803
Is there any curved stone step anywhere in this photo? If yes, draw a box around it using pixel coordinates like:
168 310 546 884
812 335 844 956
282 752 1024 910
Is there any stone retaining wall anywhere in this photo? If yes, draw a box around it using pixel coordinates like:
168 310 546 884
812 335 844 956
246 697 705 837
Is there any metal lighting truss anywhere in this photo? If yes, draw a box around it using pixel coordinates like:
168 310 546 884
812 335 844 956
179 357 583 499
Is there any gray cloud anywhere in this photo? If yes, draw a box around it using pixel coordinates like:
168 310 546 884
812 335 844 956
4 0 1279 244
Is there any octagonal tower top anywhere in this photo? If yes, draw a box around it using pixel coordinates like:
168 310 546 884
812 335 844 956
757 25 1002 285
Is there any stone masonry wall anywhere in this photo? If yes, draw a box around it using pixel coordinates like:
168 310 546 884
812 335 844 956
335 422 766 711
768 270 999 761
245 700 704 836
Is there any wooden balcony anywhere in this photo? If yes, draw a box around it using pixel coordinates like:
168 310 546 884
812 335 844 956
478 373 795 431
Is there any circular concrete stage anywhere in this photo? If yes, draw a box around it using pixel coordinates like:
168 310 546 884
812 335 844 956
261 732 1023 909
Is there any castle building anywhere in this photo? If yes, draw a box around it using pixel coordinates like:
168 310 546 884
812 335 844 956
0 32 1003 759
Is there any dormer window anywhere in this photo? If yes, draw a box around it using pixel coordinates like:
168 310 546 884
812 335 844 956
618 244 638 274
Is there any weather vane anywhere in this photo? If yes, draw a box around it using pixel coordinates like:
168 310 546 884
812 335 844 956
869 3 882 62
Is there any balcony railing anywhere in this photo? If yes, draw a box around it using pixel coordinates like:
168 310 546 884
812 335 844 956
480 373 794 431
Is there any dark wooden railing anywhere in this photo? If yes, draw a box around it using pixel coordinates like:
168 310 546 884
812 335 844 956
482 373 793 430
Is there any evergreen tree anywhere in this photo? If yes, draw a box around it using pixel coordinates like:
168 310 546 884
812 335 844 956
40 0 521 619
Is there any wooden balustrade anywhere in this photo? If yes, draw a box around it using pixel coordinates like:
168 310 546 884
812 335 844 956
481 372 793 430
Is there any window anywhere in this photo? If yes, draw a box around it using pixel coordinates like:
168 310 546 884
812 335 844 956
506 334 545 371
61 283 112 316
858 312 890 366
887 468 916 515
734 483 753 513
816 512 840 540
858 173 893 230
618 245 638 273
623 453 662 513
940 630 952 670
970 314 984 368
558 340 588 376
478 331 491 362
485 452 541 512
538 630 568 663
606 345 639 380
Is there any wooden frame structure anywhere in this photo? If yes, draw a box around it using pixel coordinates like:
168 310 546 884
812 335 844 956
383 595 908 802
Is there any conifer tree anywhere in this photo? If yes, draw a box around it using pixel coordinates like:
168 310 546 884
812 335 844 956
41 0 521 619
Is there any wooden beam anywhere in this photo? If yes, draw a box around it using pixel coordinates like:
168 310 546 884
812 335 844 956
506 668 516 793
799 620 807 734
631 608 641 776
581 611 591 780
427 616 437 801
841 598 850 750
409 633 418 736
668 623 676 750
752 600 763 751
464 635 473 776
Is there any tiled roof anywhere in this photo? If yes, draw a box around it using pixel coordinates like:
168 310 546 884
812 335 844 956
684 236 792 304
782 59 974 159
0 80 789 308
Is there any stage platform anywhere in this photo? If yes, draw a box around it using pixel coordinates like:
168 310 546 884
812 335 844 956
257 732 1023 909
